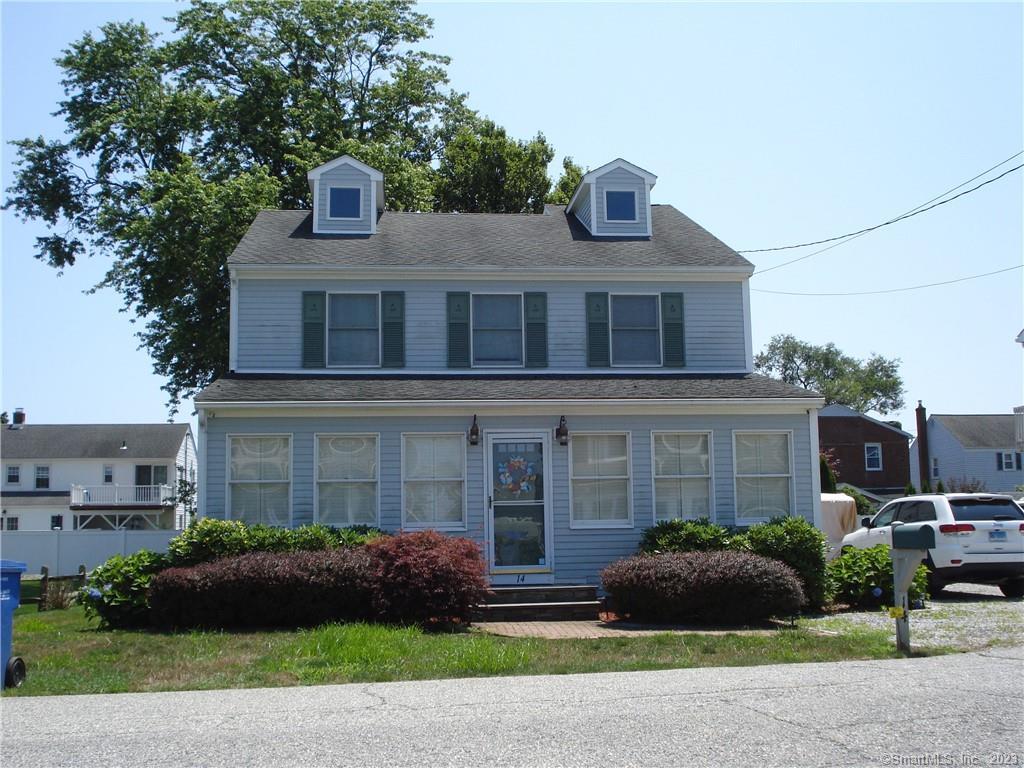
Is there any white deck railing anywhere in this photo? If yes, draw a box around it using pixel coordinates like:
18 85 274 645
70 484 174 506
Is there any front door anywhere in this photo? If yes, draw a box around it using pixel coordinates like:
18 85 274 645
486 431 553 584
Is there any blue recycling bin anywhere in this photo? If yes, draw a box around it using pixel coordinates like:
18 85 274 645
1 560 28 688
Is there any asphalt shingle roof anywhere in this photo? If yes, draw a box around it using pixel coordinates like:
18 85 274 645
1 424 191 460
933 415 1018 449
228 205 753 270
196 374 818 403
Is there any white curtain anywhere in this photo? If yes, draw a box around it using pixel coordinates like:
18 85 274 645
404 435 464 525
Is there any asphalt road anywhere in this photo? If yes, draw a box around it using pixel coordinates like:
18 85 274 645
3 647 1022 768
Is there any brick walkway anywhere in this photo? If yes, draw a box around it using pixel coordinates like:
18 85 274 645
475 620 778 639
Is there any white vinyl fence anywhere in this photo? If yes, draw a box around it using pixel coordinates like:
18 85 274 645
0 530 177 576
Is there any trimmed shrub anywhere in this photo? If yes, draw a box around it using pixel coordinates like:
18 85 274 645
365 531 488 627
732 517 829 609
638 518 733 554
820 454 837 493
166 518 386 566
601 551 805 625
81 550 169 628
827 544 928 608
149 548 374 629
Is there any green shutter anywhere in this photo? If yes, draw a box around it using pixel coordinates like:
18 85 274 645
524 292 548 368
661 293 685 368
302 292 326 368
447 292 470 368
585 292 610 367
381 291 405 368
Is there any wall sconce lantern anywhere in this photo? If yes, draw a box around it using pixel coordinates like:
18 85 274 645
119 441 128 451
468 415 480 446
555 416 569 446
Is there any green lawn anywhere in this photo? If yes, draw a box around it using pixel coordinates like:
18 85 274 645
4 605 941 697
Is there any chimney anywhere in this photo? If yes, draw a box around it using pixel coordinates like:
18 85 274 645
915 400 930 488
12 408 26 426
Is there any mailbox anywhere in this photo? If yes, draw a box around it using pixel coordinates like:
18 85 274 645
892 524 936 550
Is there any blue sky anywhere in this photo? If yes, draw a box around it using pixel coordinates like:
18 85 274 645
2 1 1022 435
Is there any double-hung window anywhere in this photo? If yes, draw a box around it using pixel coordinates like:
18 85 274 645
864 443 882 472
328 187 361 219
228 436 291 526
734 432 793 522
317 434 379 526
999 451 1015 471
35 466 50 490
605 190 637 222
6 465 19 484
653 432 712 521
402 434 466 529
103 465 114 484
5 516 18 531
328 293 380 367
472 294 523 367
610 295 661 366
570 433 632 527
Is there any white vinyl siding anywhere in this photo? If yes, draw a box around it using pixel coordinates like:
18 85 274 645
570 433 632 528
652 432 712 521
228 435 291 526
401 434 466 530
316 434 379 526
733 431 793 523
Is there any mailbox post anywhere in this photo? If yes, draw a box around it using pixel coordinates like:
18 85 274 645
890 522 936 654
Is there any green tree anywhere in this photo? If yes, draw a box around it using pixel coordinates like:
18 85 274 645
546 156 584 205
755 334 904 415
819 454 837 493
5 1 558 411
434 119 554 213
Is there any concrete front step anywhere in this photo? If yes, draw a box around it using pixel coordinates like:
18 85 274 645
475 600 602 622
485 585 598 605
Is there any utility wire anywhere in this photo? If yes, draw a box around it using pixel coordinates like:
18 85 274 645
752 264 1022 297
742 151 1023 254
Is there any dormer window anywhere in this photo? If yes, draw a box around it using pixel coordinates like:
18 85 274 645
328 293 380 367
328 187 361 220
605 190 637 223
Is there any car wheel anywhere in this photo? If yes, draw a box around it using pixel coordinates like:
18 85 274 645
924 557 945 595
999 580 1024 599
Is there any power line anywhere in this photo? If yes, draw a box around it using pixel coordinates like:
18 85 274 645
742 151 1023 254
751 264 1022 297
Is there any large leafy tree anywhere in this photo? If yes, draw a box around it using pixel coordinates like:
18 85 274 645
755 334 905 415
433 119 554 213
5 0 531 411
546 156 584 205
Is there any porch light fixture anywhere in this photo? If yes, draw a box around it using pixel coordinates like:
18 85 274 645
555 416 569 446
468 415 480 446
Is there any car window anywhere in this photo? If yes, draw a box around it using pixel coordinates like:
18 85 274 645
897 501 937 524
950 499 1024 522
873 503 899 527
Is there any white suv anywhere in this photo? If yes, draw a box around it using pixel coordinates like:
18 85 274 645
840 494 1024 597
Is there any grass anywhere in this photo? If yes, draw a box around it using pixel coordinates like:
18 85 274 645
4 604 944 697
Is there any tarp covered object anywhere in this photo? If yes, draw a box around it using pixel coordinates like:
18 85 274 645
821 493 859 559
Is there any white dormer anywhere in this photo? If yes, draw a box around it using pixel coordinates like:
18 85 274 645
307 155 385 235
566 158 657 237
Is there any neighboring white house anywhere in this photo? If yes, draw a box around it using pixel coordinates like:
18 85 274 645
1 414 197 531
910 411 1024 493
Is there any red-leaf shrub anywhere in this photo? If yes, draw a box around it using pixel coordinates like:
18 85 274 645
601 551 805 625
149 548 374 630
365 530 488 627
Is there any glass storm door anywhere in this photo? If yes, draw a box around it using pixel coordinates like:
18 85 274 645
487 433 552 577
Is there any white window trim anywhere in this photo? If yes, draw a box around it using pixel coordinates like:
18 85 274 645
103 464 114 484
650 431 715 523
731 430 795 526
6 465 20 485
326 291 382 369
1000 451 1015 471
400 432 467 532
313 432 381 527
35 465 50 489
326 186 363 221
470 292 525 369
5 516 19 531
610 293 662 368
864 442 883 472
225 434 293 527
568 431 634 530
603 187 639 224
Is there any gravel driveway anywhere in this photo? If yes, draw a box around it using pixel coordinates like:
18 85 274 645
804 583 1024 650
